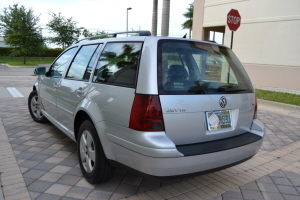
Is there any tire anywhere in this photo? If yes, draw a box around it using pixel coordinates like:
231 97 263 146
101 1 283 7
28 90 48 123
77 120 114 183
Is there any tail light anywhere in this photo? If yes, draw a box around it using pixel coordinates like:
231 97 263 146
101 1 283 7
253 94 258 119
129 94 165 131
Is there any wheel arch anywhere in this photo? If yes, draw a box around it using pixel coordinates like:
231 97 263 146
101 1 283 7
33 79 39 91
74 110 93 142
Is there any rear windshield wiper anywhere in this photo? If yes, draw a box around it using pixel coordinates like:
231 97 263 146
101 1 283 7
218 87 246 92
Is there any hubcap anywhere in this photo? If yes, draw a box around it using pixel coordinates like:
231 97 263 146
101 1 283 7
80 130 96 173
31 95 43 119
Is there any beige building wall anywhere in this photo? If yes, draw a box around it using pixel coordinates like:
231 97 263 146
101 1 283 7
192 0 205 40
192 0 300 90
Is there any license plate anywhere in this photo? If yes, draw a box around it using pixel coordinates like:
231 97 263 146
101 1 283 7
206 110 232 131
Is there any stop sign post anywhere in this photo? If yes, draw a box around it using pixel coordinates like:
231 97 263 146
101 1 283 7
227 9 241 49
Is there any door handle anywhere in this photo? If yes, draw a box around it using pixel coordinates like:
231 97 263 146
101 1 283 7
53 83 59 89
76 87 84 95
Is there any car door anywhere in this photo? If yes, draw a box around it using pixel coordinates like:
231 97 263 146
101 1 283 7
55 44 102 134
39 47 78 120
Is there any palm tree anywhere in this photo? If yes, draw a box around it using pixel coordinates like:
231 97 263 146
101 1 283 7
182 3 194 39
151 0 158 36
161 0 170 36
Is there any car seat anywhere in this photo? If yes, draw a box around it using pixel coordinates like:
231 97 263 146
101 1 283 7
164 65 189 90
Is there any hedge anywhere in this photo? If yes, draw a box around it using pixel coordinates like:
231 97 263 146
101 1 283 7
0 47 63 57
0 47 13 56
43 49 63 57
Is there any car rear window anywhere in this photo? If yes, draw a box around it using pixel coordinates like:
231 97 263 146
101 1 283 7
157 39 254 95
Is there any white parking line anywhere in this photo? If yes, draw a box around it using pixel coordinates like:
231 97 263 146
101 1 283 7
6 87 24 98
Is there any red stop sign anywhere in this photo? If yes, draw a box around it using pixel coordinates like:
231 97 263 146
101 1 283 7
227 9 241 31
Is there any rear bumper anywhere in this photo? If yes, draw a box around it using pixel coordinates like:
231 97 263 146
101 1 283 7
107 136 263 176
176 132 262 156
102 119 264 177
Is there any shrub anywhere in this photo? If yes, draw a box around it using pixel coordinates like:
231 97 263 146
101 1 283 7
0 47 63 57
0 47 13 56
44 49 63 57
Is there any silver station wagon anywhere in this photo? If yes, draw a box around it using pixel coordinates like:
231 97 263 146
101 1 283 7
28 31 264 183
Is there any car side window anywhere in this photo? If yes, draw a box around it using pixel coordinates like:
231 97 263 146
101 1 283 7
49 47 78 77
66 44 102 81
93 42 142 88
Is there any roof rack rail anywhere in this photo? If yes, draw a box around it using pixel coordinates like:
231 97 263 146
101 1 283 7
75 30 151 44
205 40 217 43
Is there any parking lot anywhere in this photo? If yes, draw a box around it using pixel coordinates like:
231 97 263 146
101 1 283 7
1 69 300 200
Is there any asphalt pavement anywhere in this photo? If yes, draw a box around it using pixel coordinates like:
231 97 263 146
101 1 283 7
0 63 50 76
0 64 35 76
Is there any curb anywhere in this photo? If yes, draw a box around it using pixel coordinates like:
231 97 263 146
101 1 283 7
0 63 51 68
255 86 300 95
258 99 300 116
1 63 36 68
0 116 31 199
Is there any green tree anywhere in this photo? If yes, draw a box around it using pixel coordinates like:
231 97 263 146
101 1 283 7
92 30 110 39
46 12 82 49
82 28 90 37
0 4 45 64
81 29 110 40
182 3 194 39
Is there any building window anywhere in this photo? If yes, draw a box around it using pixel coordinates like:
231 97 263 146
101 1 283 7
209 31 224 44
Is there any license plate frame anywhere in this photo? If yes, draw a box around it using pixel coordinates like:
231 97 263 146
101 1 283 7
206 110 232 131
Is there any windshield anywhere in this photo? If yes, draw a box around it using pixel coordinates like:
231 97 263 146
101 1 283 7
157 40 254 95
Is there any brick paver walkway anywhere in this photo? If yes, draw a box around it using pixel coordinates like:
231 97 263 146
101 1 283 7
1 77 300 199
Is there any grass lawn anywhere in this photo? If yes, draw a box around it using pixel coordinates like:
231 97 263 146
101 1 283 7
256 89 300 106
0 56 55 66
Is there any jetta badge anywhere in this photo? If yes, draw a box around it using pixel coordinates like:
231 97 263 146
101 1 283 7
166 108 186 113
219 96 227 108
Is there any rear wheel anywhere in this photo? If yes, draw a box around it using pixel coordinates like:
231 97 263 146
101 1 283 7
28 90 48 123
77 120 114 183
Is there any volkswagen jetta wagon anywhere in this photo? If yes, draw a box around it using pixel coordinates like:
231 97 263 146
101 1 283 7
28 31 264 183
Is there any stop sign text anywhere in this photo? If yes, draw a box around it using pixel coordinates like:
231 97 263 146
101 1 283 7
227 9 241 31
227 15 240 25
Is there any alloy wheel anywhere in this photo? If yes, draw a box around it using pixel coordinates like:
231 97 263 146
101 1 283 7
30 95 43 119
80 130 96 173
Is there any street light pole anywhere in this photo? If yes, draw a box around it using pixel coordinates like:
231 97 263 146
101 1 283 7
126 7 132 37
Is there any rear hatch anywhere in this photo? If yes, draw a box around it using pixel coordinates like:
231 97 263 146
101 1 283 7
157 39 256 145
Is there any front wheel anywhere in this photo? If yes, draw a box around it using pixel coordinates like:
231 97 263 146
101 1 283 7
28 90 48 123
77 120 114 183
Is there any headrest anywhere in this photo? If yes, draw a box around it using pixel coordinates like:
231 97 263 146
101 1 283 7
168 65 188 80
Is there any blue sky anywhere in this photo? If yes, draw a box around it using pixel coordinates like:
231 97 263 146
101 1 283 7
1 0 193 38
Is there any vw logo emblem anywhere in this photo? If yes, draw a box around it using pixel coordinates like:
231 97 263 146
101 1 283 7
219 96 227 108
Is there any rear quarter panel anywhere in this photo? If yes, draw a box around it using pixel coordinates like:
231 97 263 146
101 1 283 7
80 83 135 127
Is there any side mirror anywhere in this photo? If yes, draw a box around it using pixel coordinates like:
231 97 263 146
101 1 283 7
34 67 46 75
